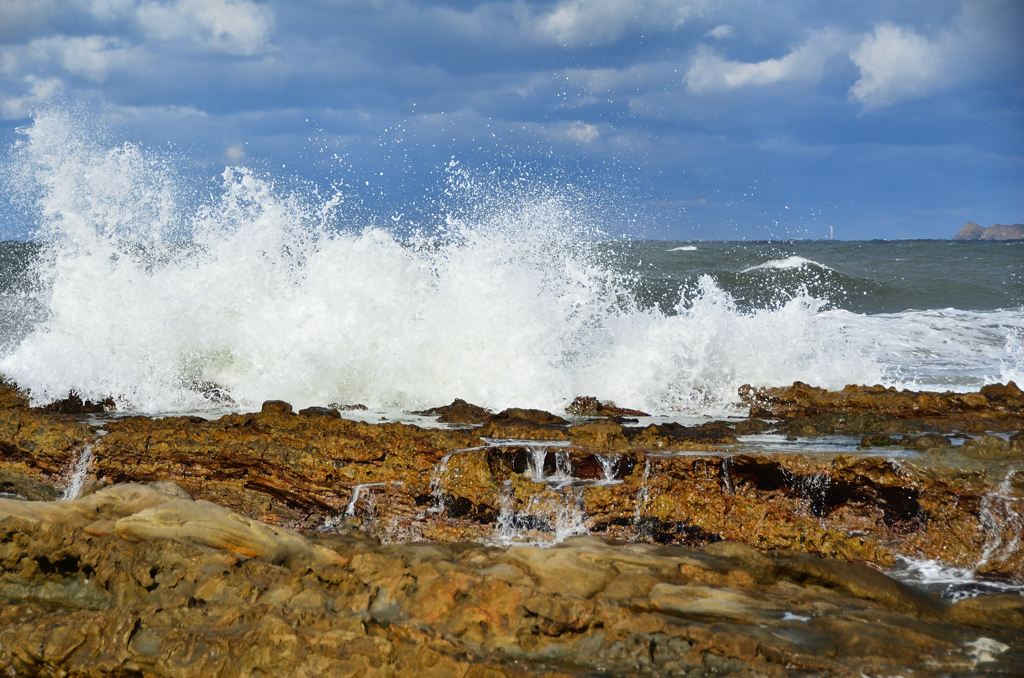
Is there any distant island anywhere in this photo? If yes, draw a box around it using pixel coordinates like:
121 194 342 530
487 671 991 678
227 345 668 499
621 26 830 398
953 222 1024 240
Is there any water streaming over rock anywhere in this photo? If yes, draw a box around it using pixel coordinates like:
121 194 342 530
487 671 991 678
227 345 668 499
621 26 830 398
632 457 653 525
976 470 1024 570
60 443 93 501
491 480 588 547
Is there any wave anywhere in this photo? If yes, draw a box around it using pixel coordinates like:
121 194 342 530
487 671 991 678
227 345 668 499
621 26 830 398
0 111 1017 416
741 256 832 273
666 246 697 252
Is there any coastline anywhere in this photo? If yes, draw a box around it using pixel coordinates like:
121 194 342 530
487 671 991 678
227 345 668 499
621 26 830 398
2 380 1023 675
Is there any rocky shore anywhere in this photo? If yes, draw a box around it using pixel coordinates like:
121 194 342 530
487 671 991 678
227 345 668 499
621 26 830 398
2 380 1023 676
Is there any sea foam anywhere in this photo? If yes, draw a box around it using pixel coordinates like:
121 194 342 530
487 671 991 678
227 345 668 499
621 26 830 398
0 110 998 416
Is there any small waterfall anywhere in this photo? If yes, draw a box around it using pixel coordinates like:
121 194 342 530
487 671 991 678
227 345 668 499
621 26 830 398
346 482 389 517
522 443 572 485
428 445 488 514
976 470 1023 570
632 457 652 526
61 444 93 501
597 454 620 483
492 480 588 547
319 481 403 532
527 447 548 481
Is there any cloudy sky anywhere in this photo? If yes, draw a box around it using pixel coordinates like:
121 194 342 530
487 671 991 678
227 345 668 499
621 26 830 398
1 0 1022 240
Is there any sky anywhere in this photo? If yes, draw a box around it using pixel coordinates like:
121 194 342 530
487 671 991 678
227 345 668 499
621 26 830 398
0 0 1022 240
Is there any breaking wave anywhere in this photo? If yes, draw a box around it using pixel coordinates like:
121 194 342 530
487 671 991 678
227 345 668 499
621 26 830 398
1 110 1008 416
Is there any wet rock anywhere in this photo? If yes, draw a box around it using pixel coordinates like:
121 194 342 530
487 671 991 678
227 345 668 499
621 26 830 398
712 418 772 435
903 433 952 449
40 391 115 414
476 408 570 440
298 406 340 419
741 381 1024 431
565 396 649 417
945 593 1024 630
2 507 1022 677
626 422 737 449
415 398 492 424
701 541 779 584
566 420 629 452
962 434 1022 459
0 482 188 527
0 380 29 410
330 402 369 411
261 400 294 415
116 498 346 566
784 413 933 437
771 550 947 619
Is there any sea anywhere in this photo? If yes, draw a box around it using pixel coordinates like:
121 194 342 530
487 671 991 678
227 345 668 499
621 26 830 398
0 111 1022 418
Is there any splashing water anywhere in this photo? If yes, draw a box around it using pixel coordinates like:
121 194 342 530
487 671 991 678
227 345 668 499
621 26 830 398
0 111 896 416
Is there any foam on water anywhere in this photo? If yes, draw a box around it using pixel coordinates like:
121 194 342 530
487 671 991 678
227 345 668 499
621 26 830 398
0 111 1018 416
741 255 831 273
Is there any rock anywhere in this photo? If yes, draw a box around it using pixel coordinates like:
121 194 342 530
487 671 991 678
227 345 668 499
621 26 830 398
903 433 952 449
115 498 345 567
953 221 985 239
0 482 188 527
626 421 737 449
954 222 1024 240
740 381 1024 431
946 593 1024 630
567 420 629 452
40 392 114 414
298 406 340 419
0 380 29 410
961 434 1021 459
261 400 294 415
565 396 649 417
785 413 933 437
493 408 568 426
476 408 570 440
701 541 779 584
414 398 492 424
1 507 1021 677
771 550 947 619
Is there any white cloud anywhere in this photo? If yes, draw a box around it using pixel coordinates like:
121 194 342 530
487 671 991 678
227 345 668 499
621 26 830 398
136 0 273 55
29 35 141 81
225 143 246 161
705 24 734 40
565 121 599 143
848 23 948 109
535 0 706 46
686 29 847 92
80 0 137 22
1 75 63 120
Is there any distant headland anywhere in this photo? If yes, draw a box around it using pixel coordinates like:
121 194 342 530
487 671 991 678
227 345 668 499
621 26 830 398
953 222 1024 240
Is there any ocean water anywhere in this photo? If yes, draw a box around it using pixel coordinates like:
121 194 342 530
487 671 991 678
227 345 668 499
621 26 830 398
0 111 1022 416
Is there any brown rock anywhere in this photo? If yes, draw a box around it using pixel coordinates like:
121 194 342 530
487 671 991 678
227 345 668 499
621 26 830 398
261 400 294 415
565 396 649 417
945 593 1024 630
740 381 1024 431
567 420 629 452
116 498 346 566
415 399 492 424
771 551 946 619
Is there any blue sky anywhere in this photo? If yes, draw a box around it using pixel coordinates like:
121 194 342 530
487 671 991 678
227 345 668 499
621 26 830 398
1 0 1022 240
